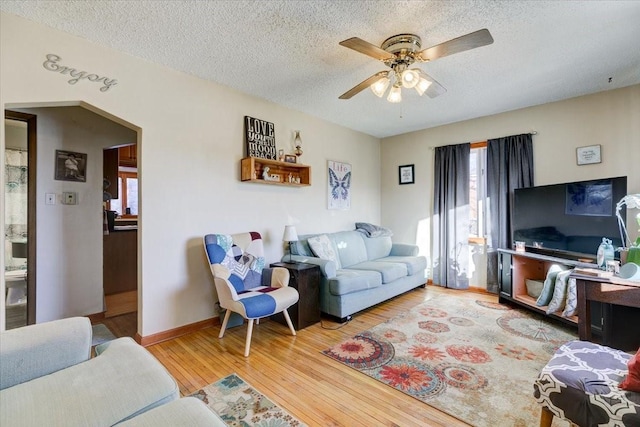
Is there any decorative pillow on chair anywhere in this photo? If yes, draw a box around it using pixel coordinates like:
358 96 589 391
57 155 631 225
307 234 341 269
620 348 640 392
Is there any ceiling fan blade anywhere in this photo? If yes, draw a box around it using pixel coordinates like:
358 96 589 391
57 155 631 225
416 29 493 62
339 71 389 99
418 71 447 98
339 37 396 61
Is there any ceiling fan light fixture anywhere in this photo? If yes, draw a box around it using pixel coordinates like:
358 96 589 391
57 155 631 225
401 69 420 89
387 84 402 103
370 76 390 97
415 77 432 96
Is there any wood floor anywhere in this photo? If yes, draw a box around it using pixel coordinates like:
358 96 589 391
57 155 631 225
109 286 498 427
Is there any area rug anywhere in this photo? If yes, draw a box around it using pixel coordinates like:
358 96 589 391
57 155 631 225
191 373 307 427
322 295 577 427
91 323 117 346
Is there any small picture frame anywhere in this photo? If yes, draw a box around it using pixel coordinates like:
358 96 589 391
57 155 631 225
576 144 601 165
278 149 285 162
398 164 415 185
284 154 297 163
55 150 87 182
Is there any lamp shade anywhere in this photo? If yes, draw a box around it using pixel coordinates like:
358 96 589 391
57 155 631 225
12 241 27 259
283 225 299 242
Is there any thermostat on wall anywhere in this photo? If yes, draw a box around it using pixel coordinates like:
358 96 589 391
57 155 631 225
62 192 77 205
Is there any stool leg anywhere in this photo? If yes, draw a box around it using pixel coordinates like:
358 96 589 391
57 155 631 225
540 406 554 427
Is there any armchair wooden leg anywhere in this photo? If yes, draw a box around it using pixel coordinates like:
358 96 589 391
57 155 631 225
244 319 254 357
282 309 297 336
219 310 231 338
540 406 554 427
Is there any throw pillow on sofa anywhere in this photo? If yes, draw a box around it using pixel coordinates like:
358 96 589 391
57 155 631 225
308 234 341 269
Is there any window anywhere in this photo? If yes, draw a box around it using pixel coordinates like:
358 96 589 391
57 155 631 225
469 143 487 242
109 171 137 217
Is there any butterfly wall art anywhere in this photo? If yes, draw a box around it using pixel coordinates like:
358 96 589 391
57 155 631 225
328 160 351 210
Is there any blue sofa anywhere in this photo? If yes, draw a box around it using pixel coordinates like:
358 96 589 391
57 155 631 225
285 230 427 320
0 317 225 426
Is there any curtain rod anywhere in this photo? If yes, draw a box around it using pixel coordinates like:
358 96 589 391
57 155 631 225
429 131 538 150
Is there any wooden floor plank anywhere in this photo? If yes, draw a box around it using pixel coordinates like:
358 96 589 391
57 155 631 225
111 286 494 426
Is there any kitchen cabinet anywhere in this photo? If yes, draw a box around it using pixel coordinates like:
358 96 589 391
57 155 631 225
119 145 137 167
103 148 119 200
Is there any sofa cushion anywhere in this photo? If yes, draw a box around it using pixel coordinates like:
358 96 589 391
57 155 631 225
307 234 341 269
0 337 179 427
327 269 382 296
361 235 393 260
376 255 427 276
331 231 368 268
348 261 408 284
0 316 91 390
117 397 227 427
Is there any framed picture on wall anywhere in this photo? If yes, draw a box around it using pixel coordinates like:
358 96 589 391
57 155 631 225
54 150 87 182
576 144 601 165
399 164 415 185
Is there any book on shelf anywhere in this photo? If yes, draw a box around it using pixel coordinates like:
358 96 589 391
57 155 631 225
572 268 614 278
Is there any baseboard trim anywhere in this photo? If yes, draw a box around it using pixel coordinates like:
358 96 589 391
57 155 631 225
136 317 219 347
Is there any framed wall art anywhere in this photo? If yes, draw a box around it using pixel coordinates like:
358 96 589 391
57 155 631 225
54 150 87 182
576 144 601 165
244 115 276 160
328 160 351 210
399 164 415 185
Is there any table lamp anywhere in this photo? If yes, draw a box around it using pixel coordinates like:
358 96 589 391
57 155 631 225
283 225 299 263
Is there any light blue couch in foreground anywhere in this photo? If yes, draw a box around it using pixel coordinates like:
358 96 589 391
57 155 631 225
0 317 225 427
285 230 427 320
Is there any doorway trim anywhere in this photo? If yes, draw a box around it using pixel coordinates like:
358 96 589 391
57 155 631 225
5 110 37 325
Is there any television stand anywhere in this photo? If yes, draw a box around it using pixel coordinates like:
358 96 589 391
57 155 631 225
497 248 640 351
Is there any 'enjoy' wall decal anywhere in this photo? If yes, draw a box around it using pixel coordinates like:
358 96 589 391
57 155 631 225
43 54 118 92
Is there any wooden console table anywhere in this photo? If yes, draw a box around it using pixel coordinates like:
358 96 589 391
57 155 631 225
574 274 640 350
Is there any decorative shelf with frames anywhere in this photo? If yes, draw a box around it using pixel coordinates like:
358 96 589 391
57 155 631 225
241 157 311 187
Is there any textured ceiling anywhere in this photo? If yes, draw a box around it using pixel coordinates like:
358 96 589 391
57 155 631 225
2 1 639 138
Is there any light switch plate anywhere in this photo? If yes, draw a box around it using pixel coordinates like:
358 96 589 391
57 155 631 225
62 192 77 205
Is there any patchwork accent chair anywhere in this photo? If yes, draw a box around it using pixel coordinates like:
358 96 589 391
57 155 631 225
534 340 640 427
203 232 299 357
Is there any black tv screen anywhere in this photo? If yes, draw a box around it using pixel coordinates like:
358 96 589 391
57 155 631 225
512 176 627 260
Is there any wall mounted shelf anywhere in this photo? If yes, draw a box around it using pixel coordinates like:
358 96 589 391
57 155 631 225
241 157 311 187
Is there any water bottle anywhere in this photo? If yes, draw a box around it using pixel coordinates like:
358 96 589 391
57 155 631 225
597 238 615 270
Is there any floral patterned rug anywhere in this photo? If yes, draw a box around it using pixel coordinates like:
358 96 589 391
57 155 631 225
322 295 577 426
191 373 306 427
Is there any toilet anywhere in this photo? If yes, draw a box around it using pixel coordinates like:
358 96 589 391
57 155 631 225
5 269 27 306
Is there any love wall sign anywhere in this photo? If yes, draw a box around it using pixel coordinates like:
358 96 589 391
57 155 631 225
244 116 276 160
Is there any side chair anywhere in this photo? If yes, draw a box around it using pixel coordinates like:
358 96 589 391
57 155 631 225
203 232 299 356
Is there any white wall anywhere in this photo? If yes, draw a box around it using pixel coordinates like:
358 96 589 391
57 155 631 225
0 13 381 334
381 85 640 283
23 107 136 322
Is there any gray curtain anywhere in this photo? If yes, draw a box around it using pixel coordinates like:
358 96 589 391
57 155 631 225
486 133 534 292
433 143 470 289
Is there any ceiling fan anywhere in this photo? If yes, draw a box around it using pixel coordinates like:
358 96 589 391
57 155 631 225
338 29 493 102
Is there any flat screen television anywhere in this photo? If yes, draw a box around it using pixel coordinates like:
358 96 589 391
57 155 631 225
511 176 627 261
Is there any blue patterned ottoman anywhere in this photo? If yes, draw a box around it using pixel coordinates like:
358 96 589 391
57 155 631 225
534 340 640 426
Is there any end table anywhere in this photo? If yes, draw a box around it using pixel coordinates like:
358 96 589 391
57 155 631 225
270 262 321 330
